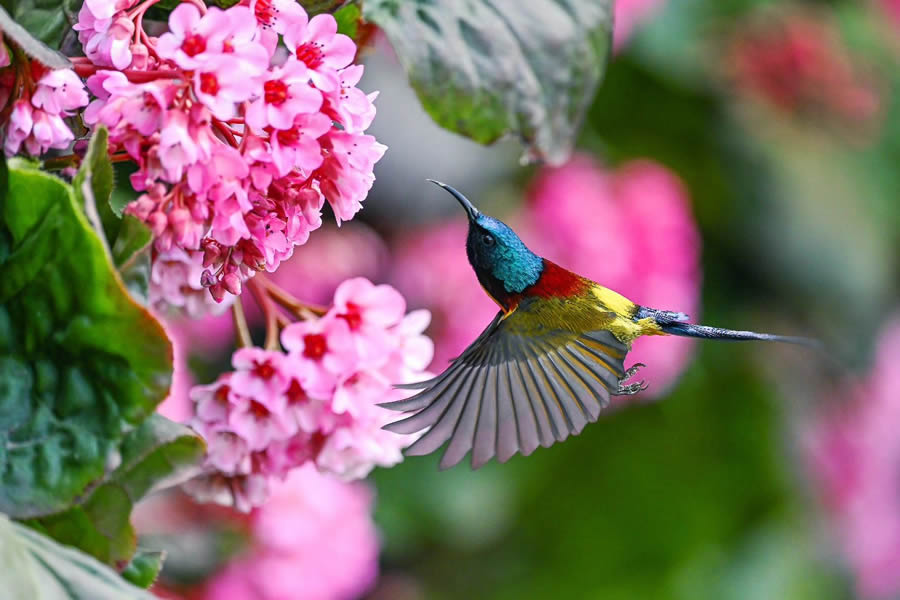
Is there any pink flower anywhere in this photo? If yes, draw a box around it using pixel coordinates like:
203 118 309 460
192 378 232 424
807 316 900 599
156 4 229 70
158 110 202 182
318 130 387 223
193 54 264 120
526 156 701 397
204 465 378 600
727 11 882 130
83 0 134 21
245 57 323 131
149 247 235 317
74 4 138 69
228 391 295 451
614 0 666 50
333 277 407 368
246 0 305 35
230 347 291 400
281 314 357 387
4 100 34 156
324 64 378 133
269 112 331 177
221 5 272 72
283 12 356 92
31 68 89 115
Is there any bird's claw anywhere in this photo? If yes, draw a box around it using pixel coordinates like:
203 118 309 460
614 363 649 396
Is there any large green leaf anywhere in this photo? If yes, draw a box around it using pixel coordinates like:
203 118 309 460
0 516 156 600
30 416 205 568
363 0 614 164
0 160 173 518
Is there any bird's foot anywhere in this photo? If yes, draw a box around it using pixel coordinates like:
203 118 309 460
614 363 649 396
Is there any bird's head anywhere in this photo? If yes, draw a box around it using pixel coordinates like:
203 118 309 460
429 180 544 305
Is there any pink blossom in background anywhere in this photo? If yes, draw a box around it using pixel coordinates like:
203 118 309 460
269 223 389 306
390 220 500 370
526 156 701 397
184 278 432 510
727 11 882 130
807 316 900 599
204 465 378 600
614 0 666 50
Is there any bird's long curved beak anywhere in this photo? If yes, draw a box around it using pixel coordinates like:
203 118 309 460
427 179 479 221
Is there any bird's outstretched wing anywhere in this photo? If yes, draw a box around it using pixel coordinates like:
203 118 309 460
381 300 628 470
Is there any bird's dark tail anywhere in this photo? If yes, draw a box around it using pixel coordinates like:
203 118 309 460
635 306 821 349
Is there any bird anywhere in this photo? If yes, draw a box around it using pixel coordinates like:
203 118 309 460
381 180 819 470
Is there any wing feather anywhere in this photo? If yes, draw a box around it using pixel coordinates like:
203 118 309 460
440 365 489 470
384 300 630 469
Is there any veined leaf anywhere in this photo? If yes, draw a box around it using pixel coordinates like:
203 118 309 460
0 159 172 518
363 0 614 164
0 516 157 600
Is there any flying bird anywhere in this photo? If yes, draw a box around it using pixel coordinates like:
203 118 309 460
382 180 818 470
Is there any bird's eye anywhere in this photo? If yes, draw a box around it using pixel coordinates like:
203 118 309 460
482 233 495 246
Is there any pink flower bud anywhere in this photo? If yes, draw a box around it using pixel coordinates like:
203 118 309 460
210 282 226 303
200 269 216 288
223 272 242 295
148 211 168 236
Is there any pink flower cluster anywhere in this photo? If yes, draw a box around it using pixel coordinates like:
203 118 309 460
3 61 88 157
526 157 701 396
204 465 379 600
807 315 900 599
79 0 385 305
727 10 882 129
185 278 433 511
392 157 701 396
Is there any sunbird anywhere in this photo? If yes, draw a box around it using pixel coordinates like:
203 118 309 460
382 181 817 470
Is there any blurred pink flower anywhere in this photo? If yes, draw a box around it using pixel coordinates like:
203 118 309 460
204 465 378 600
614 0 666 50
390 220 500 370
807 316 900 599
525 156 701 397
727 11 882 130
269 223 389 306
879 0 900 29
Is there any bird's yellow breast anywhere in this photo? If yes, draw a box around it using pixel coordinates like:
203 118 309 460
589 284 663 344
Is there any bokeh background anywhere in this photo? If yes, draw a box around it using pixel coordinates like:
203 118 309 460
142 0 900 598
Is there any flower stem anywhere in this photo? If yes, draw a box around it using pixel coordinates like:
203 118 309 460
231 298 254 348
247 278 281 352
256 274 328 319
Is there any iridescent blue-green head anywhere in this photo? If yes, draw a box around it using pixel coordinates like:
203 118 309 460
428 180 544 305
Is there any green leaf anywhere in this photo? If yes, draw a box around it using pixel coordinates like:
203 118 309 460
334 3 361 38
73 127 116 241
111 216 153 303
0 4 70 68
362 0 614 164
0 160 173 518
0 516 157 600
121 550 165 589
28 416 204 567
